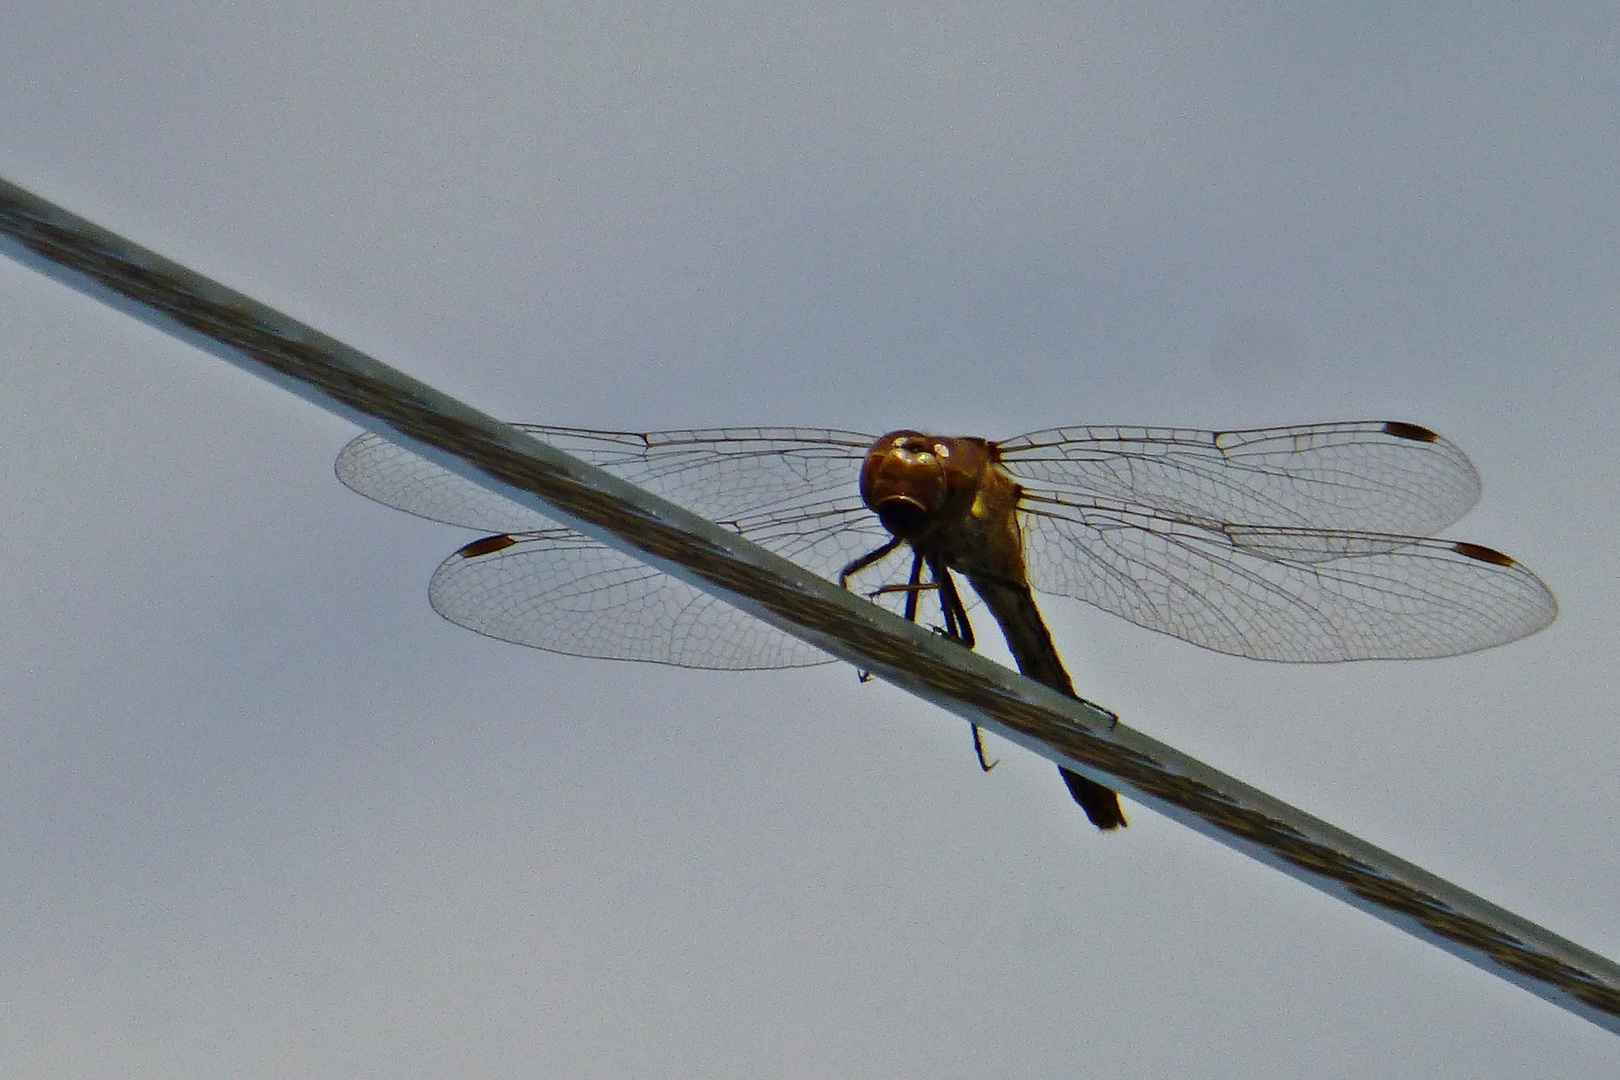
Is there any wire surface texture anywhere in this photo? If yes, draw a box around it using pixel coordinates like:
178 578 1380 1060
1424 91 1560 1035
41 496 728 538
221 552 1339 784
2 176 1615 1034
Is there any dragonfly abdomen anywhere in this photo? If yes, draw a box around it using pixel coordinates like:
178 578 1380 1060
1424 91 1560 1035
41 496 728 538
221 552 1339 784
966 572 1128 832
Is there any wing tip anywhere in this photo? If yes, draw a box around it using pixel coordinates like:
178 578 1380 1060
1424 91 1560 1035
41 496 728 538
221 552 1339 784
456 534 520 559
1451 540 1516 567
1381 420 1441 443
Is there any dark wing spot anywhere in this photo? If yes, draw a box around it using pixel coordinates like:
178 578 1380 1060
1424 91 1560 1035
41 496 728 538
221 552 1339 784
457 534 520 559
1382 421 1440 443
1452 541 1516 567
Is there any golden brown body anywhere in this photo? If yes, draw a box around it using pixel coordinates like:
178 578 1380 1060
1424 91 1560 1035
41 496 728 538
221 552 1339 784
855 431 1127 831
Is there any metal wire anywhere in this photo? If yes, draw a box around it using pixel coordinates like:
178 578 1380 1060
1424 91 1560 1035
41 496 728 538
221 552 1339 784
3 176 1616 1034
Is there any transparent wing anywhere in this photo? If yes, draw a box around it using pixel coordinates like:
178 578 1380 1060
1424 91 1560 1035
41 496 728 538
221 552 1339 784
336 425 874 533
338 424 893 668
428 531 831 669
336 433 558 533
1017 491 1557 661
997 421 1482 537
427 493 891 668
341 417 1552 667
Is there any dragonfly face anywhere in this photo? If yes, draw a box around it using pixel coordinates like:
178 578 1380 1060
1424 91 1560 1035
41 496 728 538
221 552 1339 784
858 430 1027 584
860 431 964 540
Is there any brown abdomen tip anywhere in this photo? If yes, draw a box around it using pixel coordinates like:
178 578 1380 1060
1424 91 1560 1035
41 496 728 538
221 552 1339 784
456 534 519 559
1382 421 1440 443
1453 541 1516 567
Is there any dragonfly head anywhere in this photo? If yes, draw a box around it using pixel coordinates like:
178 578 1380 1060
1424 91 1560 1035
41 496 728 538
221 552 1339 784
860 430 954 540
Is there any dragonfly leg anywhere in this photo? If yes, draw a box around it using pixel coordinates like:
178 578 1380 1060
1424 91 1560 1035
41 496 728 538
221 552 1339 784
903 551 924 624
844 537 908 683
917 557 996 772
928 557 975 649
858 556 943 683
972 724 1000 772
864 553 933 610
838 535 904 588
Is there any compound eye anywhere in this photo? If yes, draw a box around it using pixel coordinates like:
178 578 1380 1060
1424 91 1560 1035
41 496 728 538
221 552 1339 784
895 435 934 459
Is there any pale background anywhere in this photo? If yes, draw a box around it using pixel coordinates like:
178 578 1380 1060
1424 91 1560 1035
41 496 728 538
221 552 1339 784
2 4 1617 1077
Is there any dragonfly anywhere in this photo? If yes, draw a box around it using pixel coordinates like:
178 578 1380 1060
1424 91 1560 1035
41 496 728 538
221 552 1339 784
336 420 1558 831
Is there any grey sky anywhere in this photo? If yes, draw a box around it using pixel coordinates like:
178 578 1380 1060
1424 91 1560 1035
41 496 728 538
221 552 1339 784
2 4 1617 1077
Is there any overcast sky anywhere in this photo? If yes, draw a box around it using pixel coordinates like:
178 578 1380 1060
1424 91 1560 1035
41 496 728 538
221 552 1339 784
2 4 1617 1077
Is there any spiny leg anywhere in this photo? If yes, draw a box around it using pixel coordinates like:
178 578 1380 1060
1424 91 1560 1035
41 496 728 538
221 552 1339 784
854 554 932 683
838 535 904 588
864 552 951 629
862 551 931 609
873 554 973 645
842 537 911 683
902 550 924 623
844 544 991 773
923 557 996 771
927 555 974 649
972 725 999 772
842 536 906 682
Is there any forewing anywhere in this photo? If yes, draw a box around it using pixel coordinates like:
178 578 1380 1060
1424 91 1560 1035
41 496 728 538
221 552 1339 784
997 421 1482 536
336 432 559 532
1018 493 1557 661
526 425 873 523
336 425 873 533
